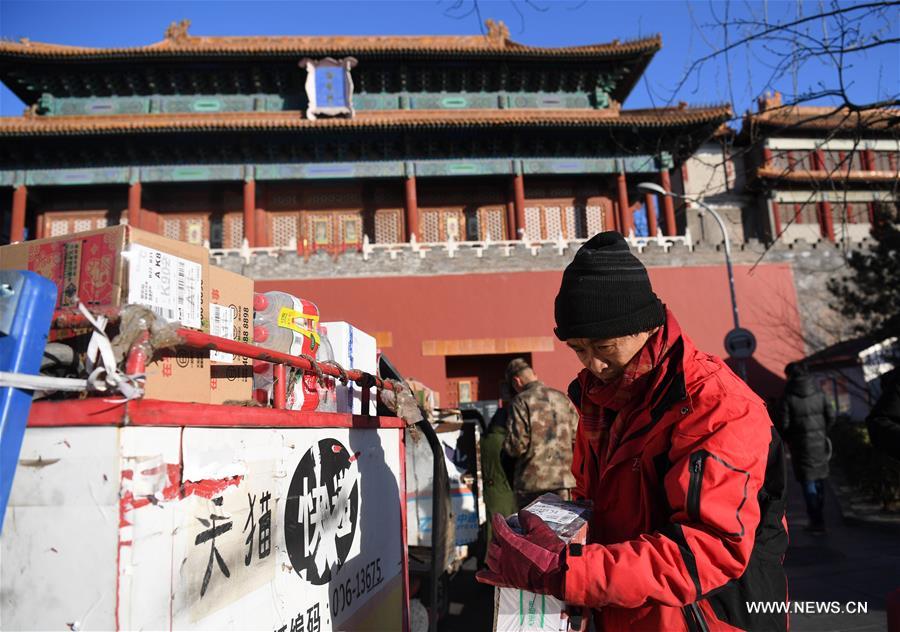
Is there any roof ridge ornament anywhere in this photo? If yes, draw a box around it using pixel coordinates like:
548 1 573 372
484 19 509 44
164 19 192 44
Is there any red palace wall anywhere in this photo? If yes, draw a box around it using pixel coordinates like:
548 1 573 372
257 263 805 409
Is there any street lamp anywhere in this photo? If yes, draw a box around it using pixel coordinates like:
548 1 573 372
637 181 753 380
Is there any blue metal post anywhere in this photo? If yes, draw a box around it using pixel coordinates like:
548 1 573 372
0 270 57 532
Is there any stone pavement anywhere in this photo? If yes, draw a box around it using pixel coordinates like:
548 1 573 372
438 469 899 631
783 472 898 632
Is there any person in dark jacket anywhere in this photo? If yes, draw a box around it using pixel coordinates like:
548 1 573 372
778 361 835 533
480 383 519 545
867 368 900 460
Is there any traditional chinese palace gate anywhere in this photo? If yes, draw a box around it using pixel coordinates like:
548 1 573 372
0 21 728 249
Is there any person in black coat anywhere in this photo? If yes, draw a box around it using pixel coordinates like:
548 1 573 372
867 368 900 460
778 361 836 533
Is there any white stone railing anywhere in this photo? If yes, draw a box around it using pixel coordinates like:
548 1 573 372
208 230 694 264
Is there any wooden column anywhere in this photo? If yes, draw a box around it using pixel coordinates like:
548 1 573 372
512 173 526 239
35 214 44 239
864 149 876 172
819 200 836 242
616 172 631 236
813 148 825 172
243 178 257 247
505 198 517 241
605 196 618 232
770 201 782 238
643 193 658 237
404 175 419 242
10 185 27 243
659 170 677 236
127 181 142 229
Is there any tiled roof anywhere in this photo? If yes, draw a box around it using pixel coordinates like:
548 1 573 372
0 106 732 137
747 105 899 133
0 26 661 60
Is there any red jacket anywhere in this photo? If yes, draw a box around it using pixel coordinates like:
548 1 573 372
564 311 789 631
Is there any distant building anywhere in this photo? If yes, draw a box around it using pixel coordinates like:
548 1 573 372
740 92 899 244
805 335 898 421
670 124 751 244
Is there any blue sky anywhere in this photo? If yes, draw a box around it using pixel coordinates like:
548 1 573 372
1 0 897 120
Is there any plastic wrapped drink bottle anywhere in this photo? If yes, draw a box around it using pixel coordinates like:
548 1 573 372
252 291 295 322
253 323 294 354
252 361 273 405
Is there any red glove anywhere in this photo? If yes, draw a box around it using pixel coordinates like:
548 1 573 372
476 510 566 598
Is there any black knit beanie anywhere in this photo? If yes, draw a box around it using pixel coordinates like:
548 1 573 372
554 232 665 340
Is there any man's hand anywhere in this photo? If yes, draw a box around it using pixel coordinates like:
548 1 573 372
475 510 566 598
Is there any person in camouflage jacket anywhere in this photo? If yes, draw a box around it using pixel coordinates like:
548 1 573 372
503 358 580 507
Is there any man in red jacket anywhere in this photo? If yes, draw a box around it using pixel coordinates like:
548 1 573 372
478 232 789 631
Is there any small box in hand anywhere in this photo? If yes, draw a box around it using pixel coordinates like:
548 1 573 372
493 493 592 632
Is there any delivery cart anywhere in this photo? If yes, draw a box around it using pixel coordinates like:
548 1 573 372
1 306 424 632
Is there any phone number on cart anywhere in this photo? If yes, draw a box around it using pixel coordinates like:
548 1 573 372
331 558 383 618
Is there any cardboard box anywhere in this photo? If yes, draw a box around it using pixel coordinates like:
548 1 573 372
320 321 377 415
0 225 208 329
0 225 211 404
494 494 592 632
143 348 211 404
209 267 254 404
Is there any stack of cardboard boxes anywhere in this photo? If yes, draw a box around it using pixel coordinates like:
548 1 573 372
0 226 253 404
0 226 387 410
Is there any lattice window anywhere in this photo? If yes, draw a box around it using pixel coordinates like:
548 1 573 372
585 205 604 236
44 211 108 238
162 219 181 240
524 207 541 240
50 220 69 237
73 219 93 233
271 214 298 247
563 206 585 239
420 209 465 242
478 207 506 241
544 206 562 239
224 214 244 248
421 211 440 242
374 209 403 244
